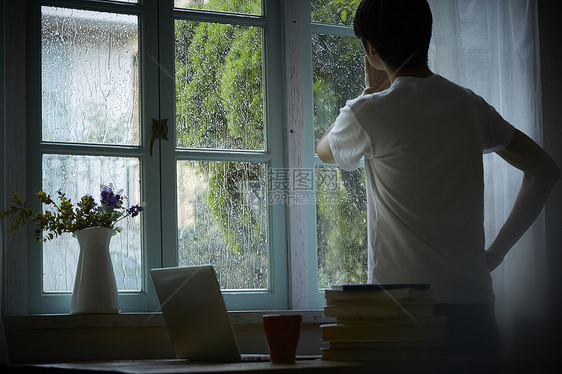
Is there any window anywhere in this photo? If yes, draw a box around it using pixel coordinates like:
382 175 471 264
5 0 373 314
29 1 151 312
169 1 288 311
310 0 368 292
25 0 289 313
3 0 549 318
39 5 143 294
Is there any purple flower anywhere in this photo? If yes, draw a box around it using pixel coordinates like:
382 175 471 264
127 205 144 217
100 187 121 208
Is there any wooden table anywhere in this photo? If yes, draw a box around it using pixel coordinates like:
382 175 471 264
12 356 515 374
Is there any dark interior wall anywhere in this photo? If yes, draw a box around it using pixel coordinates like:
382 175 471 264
537 0 562 364
1 1 5 213
0 2 561 364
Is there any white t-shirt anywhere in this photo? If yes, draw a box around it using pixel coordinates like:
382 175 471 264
328 74 515 303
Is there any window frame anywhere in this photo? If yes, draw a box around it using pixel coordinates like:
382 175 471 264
26 0 159 313
158 0 289 311
16 0 291 314
3 0 360 315
302 2 368 309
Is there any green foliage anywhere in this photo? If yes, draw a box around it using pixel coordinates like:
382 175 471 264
175 18 263 150
175 0 265 263
180 0 261 14
311 0 361 26
1 187 143 241
175 0 263 150
313 33 364 143
205 162 264 256
312 31 367 286
316 168 367 287
176 160 267 289
219 27 264 149
1 192 34 234
175 0 368 287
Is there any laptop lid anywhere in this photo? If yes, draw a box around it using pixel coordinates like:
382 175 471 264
150 265 242 362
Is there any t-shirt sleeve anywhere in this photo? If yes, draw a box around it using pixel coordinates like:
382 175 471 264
482 101 516 154
328 102 372 171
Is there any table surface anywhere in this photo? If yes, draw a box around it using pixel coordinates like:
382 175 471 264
17 356 514 374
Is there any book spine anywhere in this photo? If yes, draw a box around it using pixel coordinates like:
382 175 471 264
321 324 432 342
325 289 433 300
323 305 436 319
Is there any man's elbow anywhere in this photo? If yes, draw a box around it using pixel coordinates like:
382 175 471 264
540 155 560 184
529 158 561 189
317 146 336 164
316 138 336 164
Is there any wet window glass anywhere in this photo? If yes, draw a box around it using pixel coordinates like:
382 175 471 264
177 160 268 289
42 7 140 145
42 154 142 292
311 0 360 26
313 32 367 288
175 20 265 150
174 0 262 16
316 166 367 288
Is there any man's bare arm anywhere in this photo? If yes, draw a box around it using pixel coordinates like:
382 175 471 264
316 122 337 164
486 129 561 271
316 57 390 164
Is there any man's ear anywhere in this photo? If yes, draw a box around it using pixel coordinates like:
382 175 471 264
367 41 377 56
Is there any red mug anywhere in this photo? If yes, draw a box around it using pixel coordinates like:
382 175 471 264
263 314 302 363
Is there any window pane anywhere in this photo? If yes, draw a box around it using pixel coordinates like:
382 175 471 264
311 0 360 26
42 7 140 145
174 0 262 15
177 160 268 290
313 33 364 145
175 20 264 150
42 154 142 292
316 166 367 288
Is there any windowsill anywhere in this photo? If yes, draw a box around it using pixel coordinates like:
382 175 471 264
2 310 333 364
2 309 331 330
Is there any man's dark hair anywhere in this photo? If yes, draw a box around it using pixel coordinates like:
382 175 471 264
353 0 433 70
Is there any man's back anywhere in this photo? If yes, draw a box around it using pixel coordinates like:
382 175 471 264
329 74 514 303
318 0 560 356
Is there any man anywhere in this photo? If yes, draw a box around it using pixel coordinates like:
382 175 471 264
316 0 560 355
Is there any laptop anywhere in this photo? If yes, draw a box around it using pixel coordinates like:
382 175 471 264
150 265 269 362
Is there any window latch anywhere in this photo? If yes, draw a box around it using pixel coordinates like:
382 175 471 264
149 118 169 156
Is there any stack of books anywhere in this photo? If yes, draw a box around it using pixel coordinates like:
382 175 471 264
320 284 446 361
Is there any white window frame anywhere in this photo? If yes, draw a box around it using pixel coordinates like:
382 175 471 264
3 0 367 315
158 0 289 311
4 0 321 314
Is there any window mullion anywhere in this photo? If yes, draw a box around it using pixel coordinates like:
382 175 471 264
156 0 177 273
142 0 166 313
281 0 318 310
27 0 45 314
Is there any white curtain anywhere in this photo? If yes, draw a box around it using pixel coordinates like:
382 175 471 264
427 0 545 354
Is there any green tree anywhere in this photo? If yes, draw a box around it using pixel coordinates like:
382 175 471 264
175 0 368 288
175 0 266 288
312 1 368 287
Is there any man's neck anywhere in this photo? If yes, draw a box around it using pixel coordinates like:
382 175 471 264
385 65 433 83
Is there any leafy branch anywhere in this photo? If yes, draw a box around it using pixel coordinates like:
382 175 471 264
1 187 143 242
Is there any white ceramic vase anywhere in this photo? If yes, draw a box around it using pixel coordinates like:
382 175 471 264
70 226 120 314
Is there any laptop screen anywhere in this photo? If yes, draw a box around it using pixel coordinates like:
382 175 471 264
150 265 242 362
